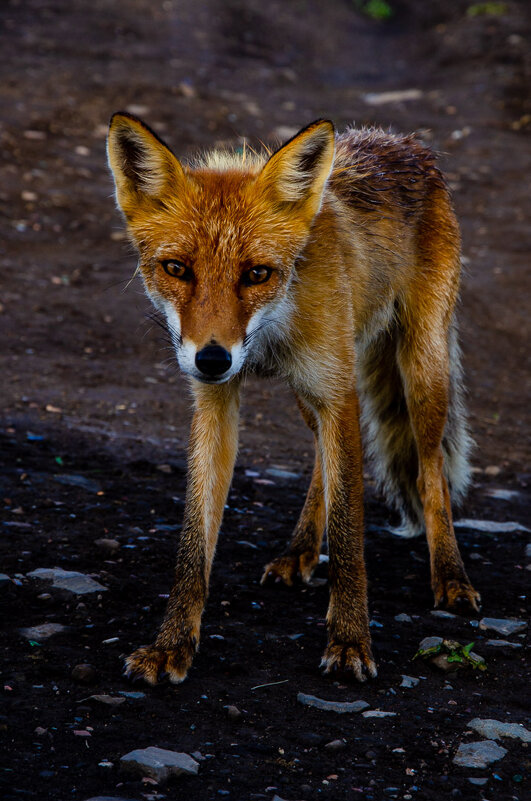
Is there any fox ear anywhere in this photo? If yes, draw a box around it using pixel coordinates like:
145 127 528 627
107 112 185 215
258 120 335 218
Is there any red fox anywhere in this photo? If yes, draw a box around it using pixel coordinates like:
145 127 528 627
107 113 480 685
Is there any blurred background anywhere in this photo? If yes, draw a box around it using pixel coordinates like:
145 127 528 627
1 0 529 474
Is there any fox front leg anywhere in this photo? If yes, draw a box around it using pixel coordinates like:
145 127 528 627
317 386 377 682
125 381 240 685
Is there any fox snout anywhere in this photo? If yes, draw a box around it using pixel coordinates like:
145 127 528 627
177 335 245 384
195 345 232 378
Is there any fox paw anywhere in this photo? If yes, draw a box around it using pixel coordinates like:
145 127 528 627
260 552 318 587
321 638 377 682
434 578 481 614
124 642 195 686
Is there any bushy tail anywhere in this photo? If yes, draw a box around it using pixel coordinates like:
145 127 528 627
357 319 472 538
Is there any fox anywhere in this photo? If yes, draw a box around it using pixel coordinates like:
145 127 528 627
107 112 480 685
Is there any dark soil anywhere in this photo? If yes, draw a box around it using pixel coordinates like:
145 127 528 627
0 1 529 800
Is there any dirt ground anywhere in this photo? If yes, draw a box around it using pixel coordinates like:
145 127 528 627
0 1 529 799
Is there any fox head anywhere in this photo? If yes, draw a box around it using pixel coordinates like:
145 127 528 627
107 113 335 384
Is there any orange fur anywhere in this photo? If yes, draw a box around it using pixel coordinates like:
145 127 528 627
108 114 479 685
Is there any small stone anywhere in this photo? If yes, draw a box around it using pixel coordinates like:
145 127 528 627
484 465 501 476
297 693 369 714
485 639 522 649
20 623 67 640
418 636 443 650
362 710 397 718
0 573 11 585
453 740 507 768
400 675 420 689
27 567 107 595
34 726 48 735
120 746 199 782
87 695 126 707
71 663 98 684
84 797 139 801
118 690 145 699
125 103 150 115
225 704 242 720
486 488 520 501
431 654 462 673
394 613 412 623
53 473 102 493
266 467 301 480
467 718 531 743
467 778 488 786
324 738 347 752
363 89 423 105
525 543 531 559
431 610 457 619
94 538 120 554
178 81 196 99
479 617 527 636
454 519 530 533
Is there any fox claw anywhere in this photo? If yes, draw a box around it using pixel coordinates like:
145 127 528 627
321 639 377 682
261 552 318 587
124 643 194 686
434 579 481 614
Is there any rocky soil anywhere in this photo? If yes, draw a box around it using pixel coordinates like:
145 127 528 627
1 1 529 800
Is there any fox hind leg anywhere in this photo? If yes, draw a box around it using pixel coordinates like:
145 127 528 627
397 317 480 613
261 397 325 586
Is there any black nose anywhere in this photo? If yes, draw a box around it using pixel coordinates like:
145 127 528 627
195 345 232 377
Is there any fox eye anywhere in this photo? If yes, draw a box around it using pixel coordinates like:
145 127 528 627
161 260 192 280
242 265 272 286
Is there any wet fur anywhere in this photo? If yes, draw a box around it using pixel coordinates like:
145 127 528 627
107 116 480 686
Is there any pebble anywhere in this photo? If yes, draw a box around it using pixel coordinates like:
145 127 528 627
94 538 120 554
400 675 420 689
431 610 457 619
453 740 507 768
418 636 443 650
225 704 242 720
324 738 347 752
394 613 412 623
118 690 145 699
20 622 67 640
53 473 102 493
484 465 501 476
84 797 140 800
71 663 98 683
297 693 369 714
0 573 11 585
526 543 531 559
362 711 397 718
479 617 527 636
87 694 125 707
120 746 199 782
485 488 520 501
27 567 107 595
467 718 531 743
485 638 522 649
431 654 463 673
363 89 423 105
454 519 530 533
467 778 488 786
265 467 301 480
